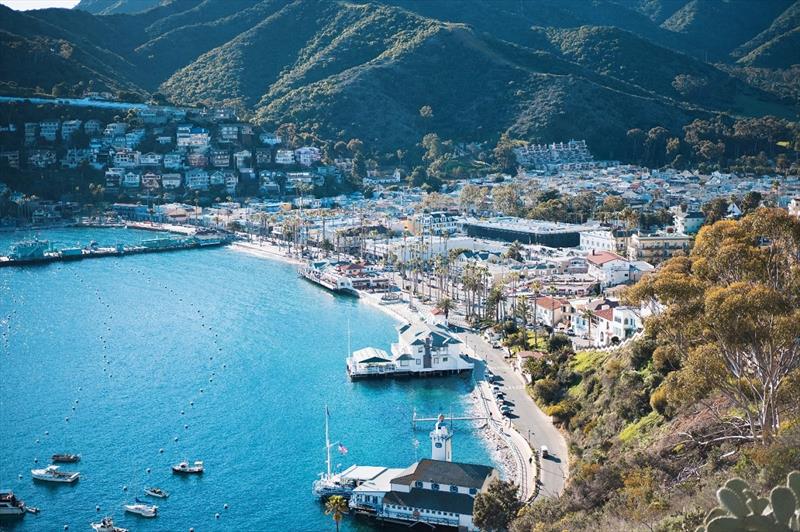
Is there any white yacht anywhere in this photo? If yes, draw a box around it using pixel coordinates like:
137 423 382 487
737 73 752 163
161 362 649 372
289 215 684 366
172 460 204 474
31 464 80 483
91 516 129 532
124 502 158 517
0 491 25 515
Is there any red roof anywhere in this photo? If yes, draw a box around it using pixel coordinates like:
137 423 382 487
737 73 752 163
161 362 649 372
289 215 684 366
586 251 626 266
595 308 614 321
534 296 568 310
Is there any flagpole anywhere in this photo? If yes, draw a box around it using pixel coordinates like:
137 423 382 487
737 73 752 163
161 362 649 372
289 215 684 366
325 405 331 478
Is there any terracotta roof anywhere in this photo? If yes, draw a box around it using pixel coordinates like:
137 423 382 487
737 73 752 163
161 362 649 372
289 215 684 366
595 308 614 321
534 296 568 310
586 251 626 266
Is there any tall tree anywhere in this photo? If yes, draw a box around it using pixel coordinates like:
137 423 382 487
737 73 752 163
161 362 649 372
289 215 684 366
473 478 522 532
628 209 800 445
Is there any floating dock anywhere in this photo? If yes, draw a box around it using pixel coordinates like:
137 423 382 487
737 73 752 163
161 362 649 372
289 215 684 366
0 235 230 267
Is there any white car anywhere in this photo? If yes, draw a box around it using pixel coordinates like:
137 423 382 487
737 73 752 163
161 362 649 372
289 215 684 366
540 445 549 458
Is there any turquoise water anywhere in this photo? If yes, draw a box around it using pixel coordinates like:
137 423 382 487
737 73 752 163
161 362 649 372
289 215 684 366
0 228 493 531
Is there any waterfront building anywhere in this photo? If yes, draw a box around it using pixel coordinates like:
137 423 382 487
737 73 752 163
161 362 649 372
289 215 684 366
347 322 474 379
349 418 498 531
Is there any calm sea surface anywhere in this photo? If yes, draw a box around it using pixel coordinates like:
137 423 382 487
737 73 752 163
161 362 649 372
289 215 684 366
0 228 493 531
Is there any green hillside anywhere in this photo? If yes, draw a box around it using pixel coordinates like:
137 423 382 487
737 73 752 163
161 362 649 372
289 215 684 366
0 0 796 159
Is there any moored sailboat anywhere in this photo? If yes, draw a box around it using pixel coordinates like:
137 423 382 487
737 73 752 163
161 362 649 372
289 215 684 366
311 405 355 499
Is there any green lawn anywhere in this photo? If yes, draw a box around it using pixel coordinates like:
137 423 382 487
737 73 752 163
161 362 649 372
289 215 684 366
570 350 609 373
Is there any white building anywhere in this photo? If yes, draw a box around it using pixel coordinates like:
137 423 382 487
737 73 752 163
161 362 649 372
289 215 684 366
295 146 322 166
673 210 705 235
788 197 800 218
259 132 281 145
413 211 457 235
161 173 182 190
347 323 474 378
176 125 210 149
39 120 60 141
349 418 499 532
275 149 295 165
586 250 632 288
122 171 140 188
580 229 617 253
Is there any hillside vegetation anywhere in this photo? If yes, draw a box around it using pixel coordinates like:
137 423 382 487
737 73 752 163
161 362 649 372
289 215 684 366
513 209 800 531
0 0 796 160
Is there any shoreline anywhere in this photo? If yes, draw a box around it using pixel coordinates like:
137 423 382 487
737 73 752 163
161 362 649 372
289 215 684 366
222 240 531 490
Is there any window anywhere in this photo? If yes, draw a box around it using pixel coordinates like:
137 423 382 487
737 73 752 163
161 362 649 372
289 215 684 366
415 481 423 488
469 488 477 495
434 357 439 364
431 483 440 490
443 357 448 362
400 360 409 367
416 360 421 365
449 485 458 493
435 442 442 448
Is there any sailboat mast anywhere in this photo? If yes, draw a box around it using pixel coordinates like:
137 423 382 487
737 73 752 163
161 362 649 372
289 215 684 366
347 318 352 358
325 405 332 478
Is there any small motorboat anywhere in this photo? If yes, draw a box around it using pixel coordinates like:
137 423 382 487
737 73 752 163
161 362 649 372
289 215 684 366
172 460 203 474
124 502 157 517
0 491 25 515
51 453 80 463
31 465 80 483
25 506 40 514
91 516 129 532
144 487 169 498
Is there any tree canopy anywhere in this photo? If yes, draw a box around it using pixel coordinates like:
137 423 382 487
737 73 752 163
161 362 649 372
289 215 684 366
628 208 800 445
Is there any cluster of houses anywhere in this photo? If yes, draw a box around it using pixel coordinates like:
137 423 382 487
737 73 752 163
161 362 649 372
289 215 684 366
0 106 365 198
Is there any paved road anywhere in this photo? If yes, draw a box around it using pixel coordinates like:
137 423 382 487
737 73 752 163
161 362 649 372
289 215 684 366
462 332 569 498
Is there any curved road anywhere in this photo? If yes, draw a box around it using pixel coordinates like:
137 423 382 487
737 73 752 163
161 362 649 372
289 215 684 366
462 332 569 498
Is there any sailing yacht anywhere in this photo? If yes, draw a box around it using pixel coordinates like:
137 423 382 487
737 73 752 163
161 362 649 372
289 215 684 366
311 405 355 499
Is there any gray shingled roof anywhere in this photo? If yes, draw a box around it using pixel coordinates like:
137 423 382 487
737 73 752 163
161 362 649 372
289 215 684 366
391 459 495 489
397 323 461 348
383 488 475 515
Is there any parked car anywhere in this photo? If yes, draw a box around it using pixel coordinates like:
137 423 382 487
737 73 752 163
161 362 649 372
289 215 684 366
540 445 549 458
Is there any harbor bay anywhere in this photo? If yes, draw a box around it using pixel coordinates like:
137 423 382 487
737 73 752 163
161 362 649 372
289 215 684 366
0 228 495 531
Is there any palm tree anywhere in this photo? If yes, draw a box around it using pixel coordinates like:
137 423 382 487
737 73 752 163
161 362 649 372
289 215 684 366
437 297 453 321
531 280 542 349
324 495 349 532
580 308 596 338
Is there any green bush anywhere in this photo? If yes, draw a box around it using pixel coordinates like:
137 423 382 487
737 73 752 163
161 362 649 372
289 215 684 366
534 378 562 405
